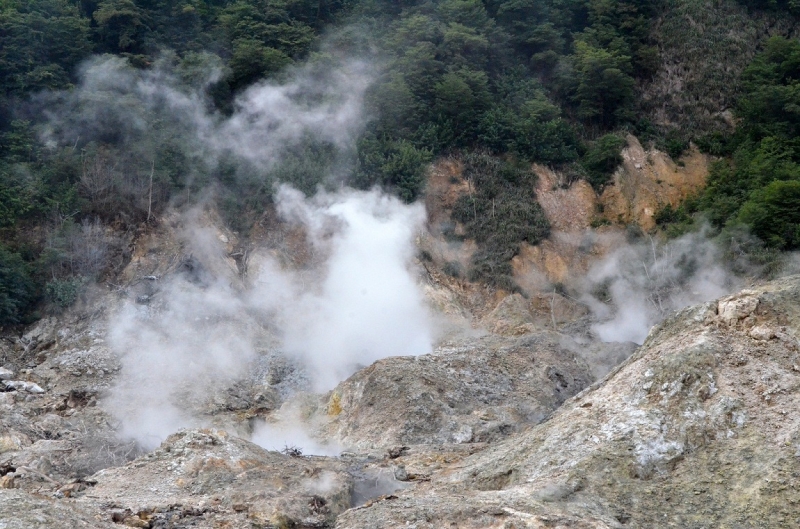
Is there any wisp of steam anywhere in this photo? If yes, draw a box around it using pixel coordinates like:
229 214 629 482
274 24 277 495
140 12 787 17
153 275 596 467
580 229 737 344
49 43 752 456
258 186 433 392
104 186 432 450
66 49 434 451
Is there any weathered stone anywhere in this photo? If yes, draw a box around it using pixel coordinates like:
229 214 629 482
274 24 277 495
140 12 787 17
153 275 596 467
0 431 31 454
72 429 354 528
337 275 800 528
718 292 760 324
3 380 45 393
0 489 110 528
310 332 631 450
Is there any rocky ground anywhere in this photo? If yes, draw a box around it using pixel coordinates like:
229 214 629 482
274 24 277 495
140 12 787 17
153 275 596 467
5 269 800 527
0 278 630 528
337 276 800 528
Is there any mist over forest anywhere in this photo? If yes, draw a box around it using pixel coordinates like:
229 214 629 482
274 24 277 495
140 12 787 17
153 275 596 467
1 0 800 326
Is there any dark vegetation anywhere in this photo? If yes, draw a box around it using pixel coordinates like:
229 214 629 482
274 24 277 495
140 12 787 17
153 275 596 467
451 153 549 289
0 0 799 321
699 36 800 250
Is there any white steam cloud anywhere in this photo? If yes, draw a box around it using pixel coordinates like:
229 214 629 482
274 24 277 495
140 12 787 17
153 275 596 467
255 186 433 391
50 44 757 457
104 187 432 450
580 230 737 344
40 52 371 178
64 48 436 452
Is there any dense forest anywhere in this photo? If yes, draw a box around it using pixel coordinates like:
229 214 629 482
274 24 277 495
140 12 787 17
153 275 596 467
1 0 800 323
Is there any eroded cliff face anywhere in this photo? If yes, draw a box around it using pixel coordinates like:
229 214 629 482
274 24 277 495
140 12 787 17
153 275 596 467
599 135 709 231
423 135 711 294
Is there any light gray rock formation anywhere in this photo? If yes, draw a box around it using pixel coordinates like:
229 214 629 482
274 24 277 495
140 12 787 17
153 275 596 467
4 274 800 528
312 332 634 450
336 276 800 528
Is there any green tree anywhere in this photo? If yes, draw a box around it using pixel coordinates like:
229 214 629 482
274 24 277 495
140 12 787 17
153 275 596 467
93 0 150 53
567 41 635 128
739 180 800 249
0 245 36 325
581 133 626 189
219 0 315 59
0 0 91 95
229 39 291 88
699 37 800 237
355 136 432 202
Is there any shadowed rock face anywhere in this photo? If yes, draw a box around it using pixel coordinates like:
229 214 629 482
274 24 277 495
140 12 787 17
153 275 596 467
335 275 800 528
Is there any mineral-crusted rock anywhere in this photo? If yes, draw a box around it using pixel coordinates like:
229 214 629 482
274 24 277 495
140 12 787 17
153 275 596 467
74 429 354 528
0 489 112 528
337 275 800 528
3 380 45 393
315 332 634 450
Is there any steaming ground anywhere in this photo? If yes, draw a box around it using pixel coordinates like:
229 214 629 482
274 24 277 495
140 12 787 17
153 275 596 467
49 41 773 455
103 186 432 451
259 186 433 391
104 211 750 453
580 229 738 344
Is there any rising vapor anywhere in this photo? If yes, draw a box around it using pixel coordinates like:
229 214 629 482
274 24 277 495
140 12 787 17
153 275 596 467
103 186 432 449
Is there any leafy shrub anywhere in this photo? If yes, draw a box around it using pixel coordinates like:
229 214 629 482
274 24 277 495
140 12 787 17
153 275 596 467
662 131 690 160
720 224 789 279
45 276 85 308
654 201 698 238
564 42 636 129
452 153 549 287
355 136 432 202
581 134 626 190
229 40 292 89
738 180 800 249
694 132 735 156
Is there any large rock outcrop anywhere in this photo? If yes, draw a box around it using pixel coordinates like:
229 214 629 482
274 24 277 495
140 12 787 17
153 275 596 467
336 275 800 528
312 332 634 450
599 135 708 231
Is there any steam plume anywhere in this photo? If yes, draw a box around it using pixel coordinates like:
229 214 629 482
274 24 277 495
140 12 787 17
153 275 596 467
580 229 737 344
104 187 432 449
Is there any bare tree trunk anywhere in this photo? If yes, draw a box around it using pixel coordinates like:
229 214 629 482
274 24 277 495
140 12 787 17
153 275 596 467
147 160 154 223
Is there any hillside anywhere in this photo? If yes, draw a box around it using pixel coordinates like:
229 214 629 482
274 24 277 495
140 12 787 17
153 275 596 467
1 0 800 323
3 0 800 527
